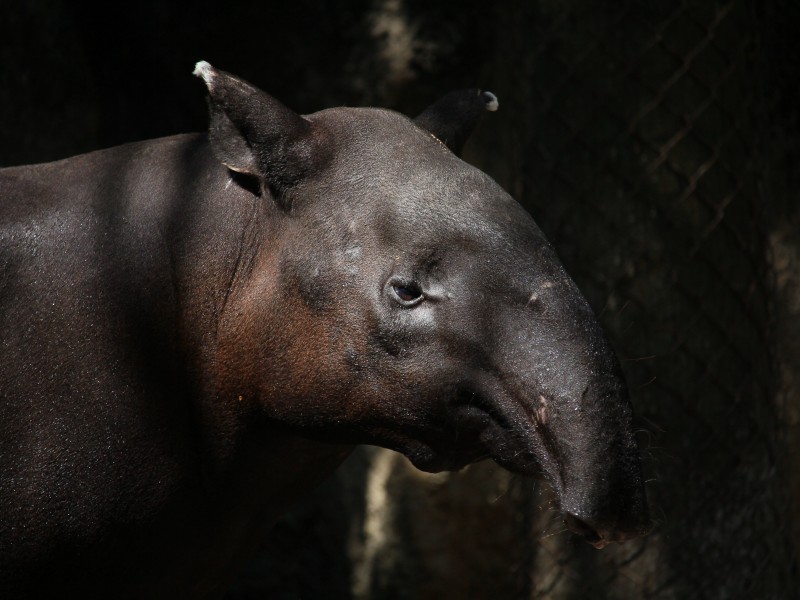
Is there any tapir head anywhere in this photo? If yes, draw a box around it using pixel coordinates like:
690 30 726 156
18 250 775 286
195 62 651 547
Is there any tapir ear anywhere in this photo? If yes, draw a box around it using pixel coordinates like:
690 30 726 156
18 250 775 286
414 89 499 156
193 60 322 205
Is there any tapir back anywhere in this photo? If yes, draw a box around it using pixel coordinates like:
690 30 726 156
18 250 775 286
0 136 198 433
0 135 252 596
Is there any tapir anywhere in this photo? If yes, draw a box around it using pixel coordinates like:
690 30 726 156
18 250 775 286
0 61 651 598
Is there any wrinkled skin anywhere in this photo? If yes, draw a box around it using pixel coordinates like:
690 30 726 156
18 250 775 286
0 63 650 598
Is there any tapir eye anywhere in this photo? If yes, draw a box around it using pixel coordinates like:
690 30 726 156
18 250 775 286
390 281 424 306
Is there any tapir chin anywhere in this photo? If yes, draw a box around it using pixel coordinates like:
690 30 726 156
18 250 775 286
0 61 651 597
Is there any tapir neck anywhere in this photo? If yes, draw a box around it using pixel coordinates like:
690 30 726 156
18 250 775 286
63 133 355 494
153 135 354 475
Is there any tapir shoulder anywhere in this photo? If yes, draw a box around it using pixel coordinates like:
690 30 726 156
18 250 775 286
0 133 209 223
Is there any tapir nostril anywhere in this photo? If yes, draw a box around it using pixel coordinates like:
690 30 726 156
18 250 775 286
563 513 606 548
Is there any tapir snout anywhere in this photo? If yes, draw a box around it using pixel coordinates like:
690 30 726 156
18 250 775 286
453 248 652 548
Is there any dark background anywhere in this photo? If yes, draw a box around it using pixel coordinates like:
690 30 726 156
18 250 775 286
2 0 799 598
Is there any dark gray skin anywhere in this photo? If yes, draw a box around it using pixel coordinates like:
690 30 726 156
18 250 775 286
0 62 651 598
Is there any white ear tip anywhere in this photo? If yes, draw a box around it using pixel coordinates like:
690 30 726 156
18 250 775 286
193 61 215 86
482 91 499 112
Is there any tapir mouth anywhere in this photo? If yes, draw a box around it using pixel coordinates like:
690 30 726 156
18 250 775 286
449 387 511 428
435 386 552 479
446 385 652 548
407 384 652 548
403 388 505 473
